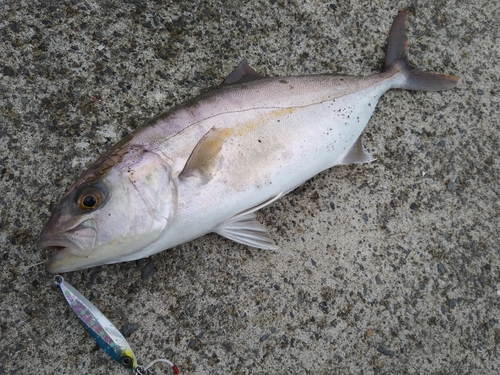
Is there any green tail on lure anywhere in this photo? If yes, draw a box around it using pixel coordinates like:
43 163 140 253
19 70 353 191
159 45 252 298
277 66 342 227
55 276 180 374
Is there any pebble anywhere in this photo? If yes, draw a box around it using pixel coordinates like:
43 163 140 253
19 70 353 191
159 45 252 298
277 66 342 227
141 262 157 280
10 22 20 32
23 306 33 316
120 323 140 338
319 301 328 313
437 264 446 275
377 346 395 357
3 67 15 76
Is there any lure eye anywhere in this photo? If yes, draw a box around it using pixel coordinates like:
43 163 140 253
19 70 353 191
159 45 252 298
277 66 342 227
121 356 132 367
76 187 105 211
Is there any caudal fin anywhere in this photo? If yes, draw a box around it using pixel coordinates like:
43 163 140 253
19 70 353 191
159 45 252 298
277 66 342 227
385 10 459 91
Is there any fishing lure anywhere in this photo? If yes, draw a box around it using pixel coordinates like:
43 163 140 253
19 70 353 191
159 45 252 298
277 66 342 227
55 275 179 374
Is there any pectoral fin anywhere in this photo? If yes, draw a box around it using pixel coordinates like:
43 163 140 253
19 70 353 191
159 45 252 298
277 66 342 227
179 127 227 183
338 136 375 165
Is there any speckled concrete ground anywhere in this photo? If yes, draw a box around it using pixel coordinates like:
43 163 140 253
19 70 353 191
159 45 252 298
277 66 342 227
1 0 499 374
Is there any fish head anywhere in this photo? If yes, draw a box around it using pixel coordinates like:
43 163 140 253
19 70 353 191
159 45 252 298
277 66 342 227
38 144 177 273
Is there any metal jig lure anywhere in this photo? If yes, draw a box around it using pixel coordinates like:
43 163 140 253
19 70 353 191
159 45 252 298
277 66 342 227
55 275 179 374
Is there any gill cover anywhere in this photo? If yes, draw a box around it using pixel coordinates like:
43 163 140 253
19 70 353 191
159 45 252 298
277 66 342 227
123 148 177 221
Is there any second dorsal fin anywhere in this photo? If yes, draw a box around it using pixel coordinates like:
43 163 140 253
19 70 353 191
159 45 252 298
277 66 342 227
221 59 267 86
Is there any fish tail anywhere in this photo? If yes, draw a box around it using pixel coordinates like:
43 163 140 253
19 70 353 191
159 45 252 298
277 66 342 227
385 10 459 91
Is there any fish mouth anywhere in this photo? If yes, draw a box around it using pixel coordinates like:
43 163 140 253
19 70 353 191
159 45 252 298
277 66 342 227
44 247 83 273
37 220 98 273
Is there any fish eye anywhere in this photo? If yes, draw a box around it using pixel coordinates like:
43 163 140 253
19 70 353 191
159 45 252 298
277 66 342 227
82 195 97 208
76 187 105 211
78 194 99 210
121 356 132 367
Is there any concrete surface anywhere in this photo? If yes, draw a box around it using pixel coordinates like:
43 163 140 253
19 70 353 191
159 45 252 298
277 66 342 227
1 0 499 374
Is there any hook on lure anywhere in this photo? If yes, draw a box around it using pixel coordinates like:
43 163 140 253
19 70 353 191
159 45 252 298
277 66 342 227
55 275 179 374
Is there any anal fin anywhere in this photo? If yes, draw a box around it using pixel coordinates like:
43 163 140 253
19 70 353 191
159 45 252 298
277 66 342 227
338 136 375 165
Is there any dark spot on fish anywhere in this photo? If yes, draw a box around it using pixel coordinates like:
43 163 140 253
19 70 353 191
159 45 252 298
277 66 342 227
279 79 289 84
258 139 261 143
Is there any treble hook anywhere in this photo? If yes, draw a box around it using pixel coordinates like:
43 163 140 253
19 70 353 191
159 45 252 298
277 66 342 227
134 359 180 375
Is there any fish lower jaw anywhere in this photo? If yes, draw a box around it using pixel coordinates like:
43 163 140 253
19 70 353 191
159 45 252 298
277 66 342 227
43 246 94 273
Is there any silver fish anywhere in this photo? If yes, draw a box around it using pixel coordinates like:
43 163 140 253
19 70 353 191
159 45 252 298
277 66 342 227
38 11 458 273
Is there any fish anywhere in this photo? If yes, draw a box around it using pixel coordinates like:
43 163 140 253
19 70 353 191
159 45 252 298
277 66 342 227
38 10 459 273
55 275 180 374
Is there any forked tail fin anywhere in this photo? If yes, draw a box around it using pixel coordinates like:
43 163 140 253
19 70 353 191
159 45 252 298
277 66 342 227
385 10 459 91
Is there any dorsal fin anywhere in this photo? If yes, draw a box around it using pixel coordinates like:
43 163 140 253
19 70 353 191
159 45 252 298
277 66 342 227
338 136 376 165
179 127 228 183
221 59 266 86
